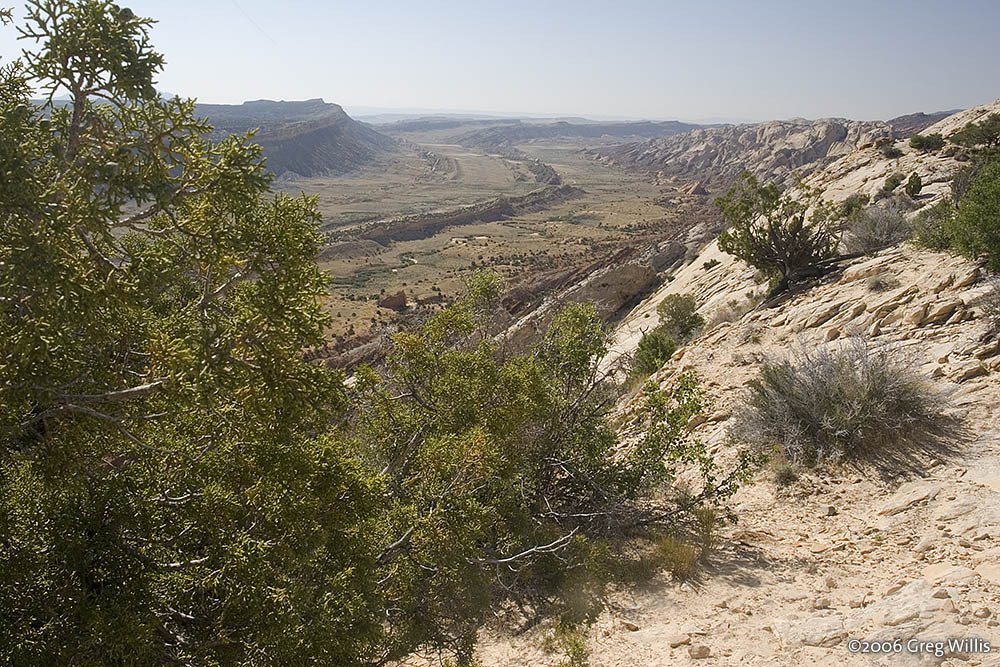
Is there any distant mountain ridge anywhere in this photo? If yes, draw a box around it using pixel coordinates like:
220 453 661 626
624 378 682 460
453 119 703 151
886 110 960 137
590 118 893 186
195 99 397 177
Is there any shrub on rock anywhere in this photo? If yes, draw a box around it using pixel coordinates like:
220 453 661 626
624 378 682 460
844 207 911 255
909 133 945 151
729 339 954 466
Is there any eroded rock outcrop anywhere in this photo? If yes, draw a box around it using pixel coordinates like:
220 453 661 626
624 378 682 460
591 118 892 187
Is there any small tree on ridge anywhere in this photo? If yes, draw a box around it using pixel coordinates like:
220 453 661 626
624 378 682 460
715 172 842 298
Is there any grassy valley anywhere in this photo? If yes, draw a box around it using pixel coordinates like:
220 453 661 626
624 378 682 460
272 122 722 361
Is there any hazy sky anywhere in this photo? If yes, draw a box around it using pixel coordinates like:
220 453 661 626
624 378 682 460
3 0 999 121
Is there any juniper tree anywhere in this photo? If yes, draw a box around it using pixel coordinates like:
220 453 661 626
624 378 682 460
715 172 843 298
1 2 381 664
0 5 755 666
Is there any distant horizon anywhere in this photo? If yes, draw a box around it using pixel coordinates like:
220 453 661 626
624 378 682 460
3 1 1000 122
173 96 978 126
338 101 975 126
32 90 979 126
195 99 769 124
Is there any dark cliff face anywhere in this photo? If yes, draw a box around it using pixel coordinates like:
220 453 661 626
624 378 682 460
196 99 398 177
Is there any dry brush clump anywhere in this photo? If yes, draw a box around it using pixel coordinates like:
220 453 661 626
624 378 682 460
843 207 912 255
729 338 959 470
706 291 763 330
980 276 1000 335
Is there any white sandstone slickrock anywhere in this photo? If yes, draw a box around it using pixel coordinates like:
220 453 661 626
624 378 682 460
470 98 1000 667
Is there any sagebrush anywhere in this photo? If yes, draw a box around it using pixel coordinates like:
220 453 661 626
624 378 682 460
729 339 955 466
843 206 911 254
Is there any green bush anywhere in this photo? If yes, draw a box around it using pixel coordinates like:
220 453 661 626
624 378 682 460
948 158 1000 270
843 206 911 254
354 285 748 661
876 137 903 159
551 623 591 667
877 172 906 199
905 172 923 197
911 200 957 250
729 339 954 466
839 193 871 219
950 113 1000 149
951 158 991 203
886 173 905 190
631 325 677 377
656 293 705 343
909 133 945 151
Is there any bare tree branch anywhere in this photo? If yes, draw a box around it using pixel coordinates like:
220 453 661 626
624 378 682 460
58 378 166 404
478 528 579 565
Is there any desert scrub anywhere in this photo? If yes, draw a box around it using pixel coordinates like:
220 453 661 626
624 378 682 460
630 326 677 378
839 193 870 219
843 206 911 255
948 157 1000 271
909 133 945 152
629 294 704 380
980 277 1000 335
729 338 954 466
866 273 900 292
652 536 701 579
905 172 923 198
773 462 800 486
707 292 762 329
555 624 590 667
876 137 903 159
877 173 906 199
656 293 705 343
537 621 590 667
911 200 956 250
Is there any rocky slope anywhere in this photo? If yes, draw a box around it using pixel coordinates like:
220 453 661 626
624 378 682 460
453 100 1000 666
803 100 1000 205
888 111 959 138
197 99 398 177
590 119 893 187
468 246 1000 667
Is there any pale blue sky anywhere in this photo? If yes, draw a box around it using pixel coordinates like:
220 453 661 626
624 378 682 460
2 0 999 121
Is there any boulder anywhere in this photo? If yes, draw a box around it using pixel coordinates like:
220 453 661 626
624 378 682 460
378 290 408 311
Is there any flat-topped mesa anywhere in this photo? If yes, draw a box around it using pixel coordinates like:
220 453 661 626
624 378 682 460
195 99 398 177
